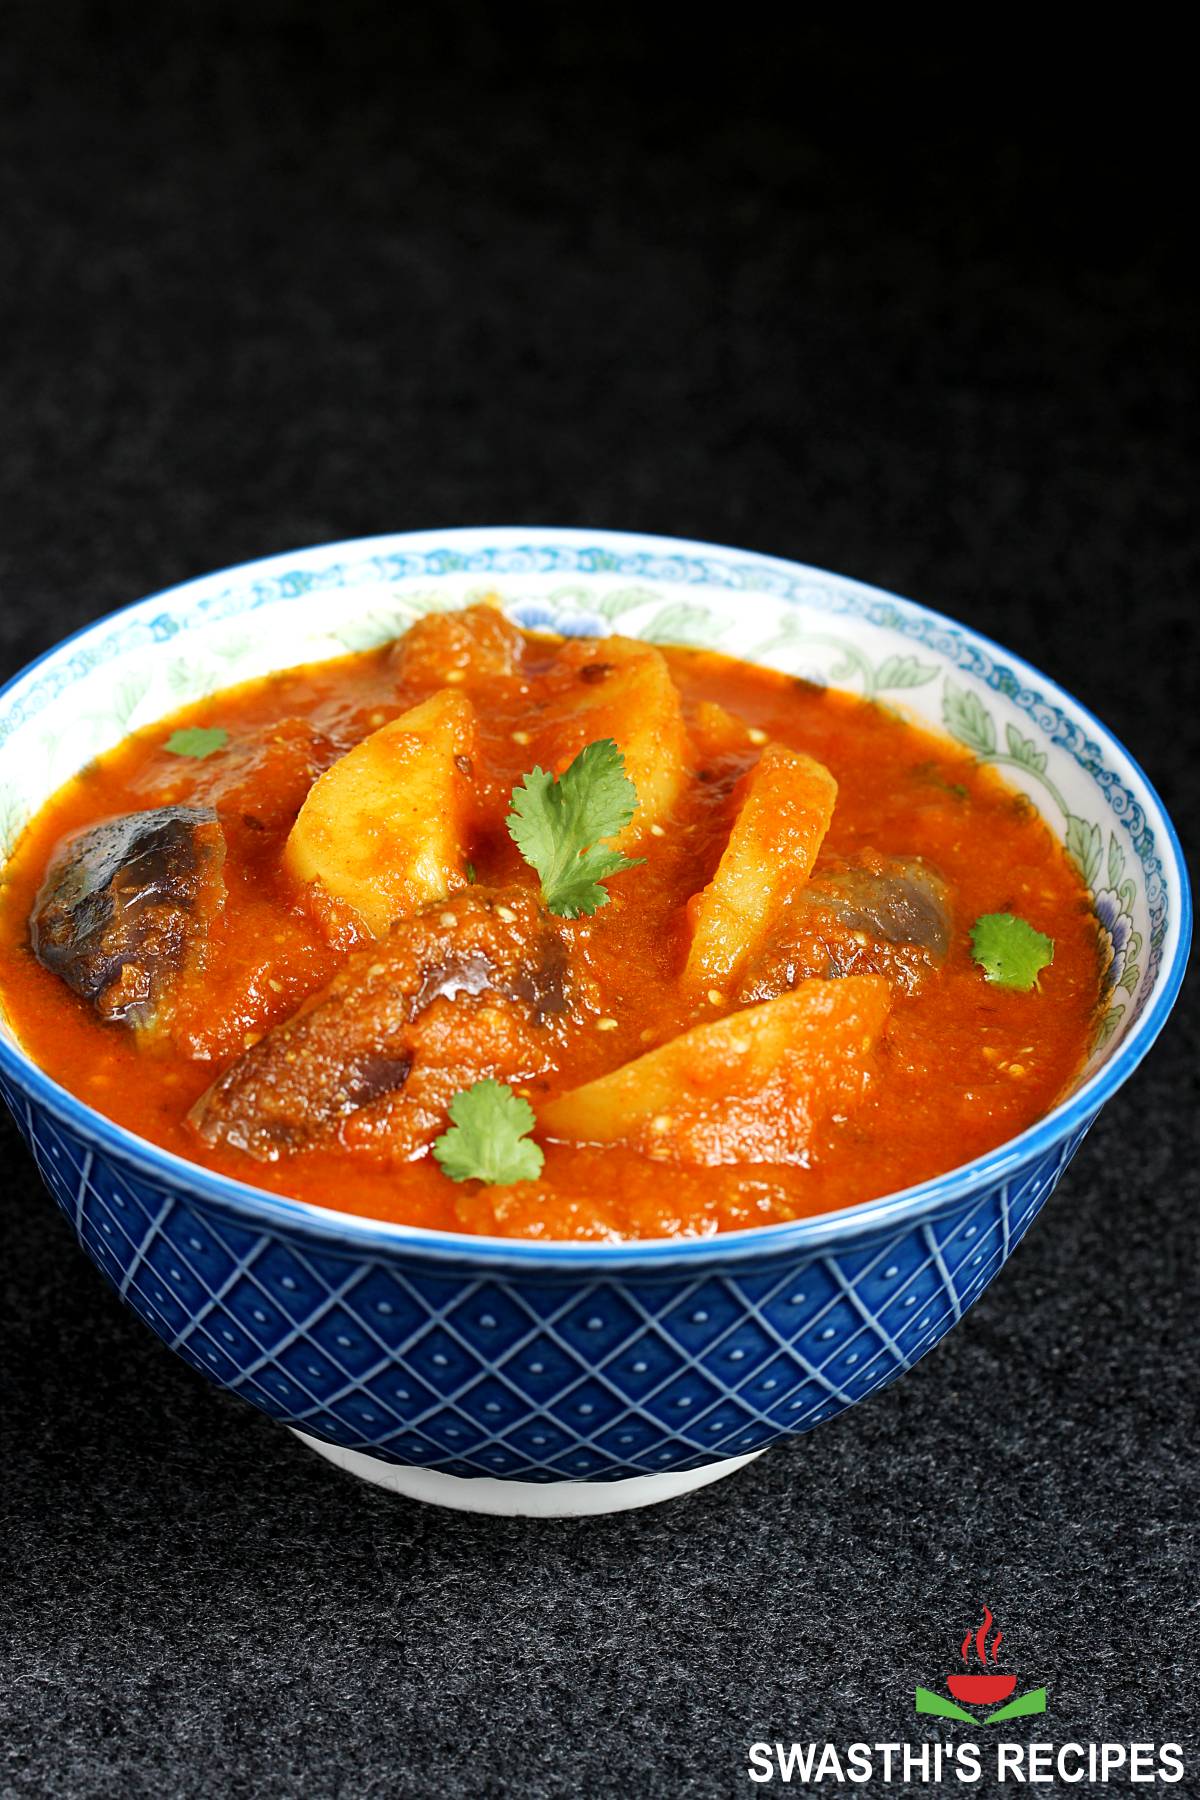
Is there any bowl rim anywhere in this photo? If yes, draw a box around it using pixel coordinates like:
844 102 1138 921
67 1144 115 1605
0 524 1191 1269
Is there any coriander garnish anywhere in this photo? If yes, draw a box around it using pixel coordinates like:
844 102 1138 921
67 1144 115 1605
970 912 1055 991
432 1079 544 1185
163 726 229 760
506 737 643 918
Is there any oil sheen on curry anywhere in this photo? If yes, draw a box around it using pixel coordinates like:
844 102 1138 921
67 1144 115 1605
0 605 1102 1241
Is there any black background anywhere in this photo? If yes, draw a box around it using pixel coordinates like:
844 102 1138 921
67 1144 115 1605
1 8 1197 1796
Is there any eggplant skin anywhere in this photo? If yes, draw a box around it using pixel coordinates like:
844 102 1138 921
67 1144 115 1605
190 886 573 1162
737 854 951 1002
30 806 226 1026
803 856 951 957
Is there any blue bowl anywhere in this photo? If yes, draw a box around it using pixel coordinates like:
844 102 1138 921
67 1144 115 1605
0 529 1189 1514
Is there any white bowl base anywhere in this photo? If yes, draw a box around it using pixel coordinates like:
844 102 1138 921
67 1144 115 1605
291 1429 765 1515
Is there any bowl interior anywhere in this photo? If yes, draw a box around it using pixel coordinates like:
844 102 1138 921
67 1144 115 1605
0 527 1184 1115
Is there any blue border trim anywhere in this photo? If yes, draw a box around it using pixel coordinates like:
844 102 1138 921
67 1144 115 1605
0 527 1191 1270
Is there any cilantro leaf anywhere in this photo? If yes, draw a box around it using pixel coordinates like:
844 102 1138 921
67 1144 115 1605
432 1079 545 1185
506 738 644 918
164 726 229 759
970 912 1055 991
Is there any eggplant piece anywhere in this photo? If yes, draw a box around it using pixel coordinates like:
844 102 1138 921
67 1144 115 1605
804 854 951 955
30 806 226 1026
391 604 526 685
190 887 575 1161
737 853 951 1002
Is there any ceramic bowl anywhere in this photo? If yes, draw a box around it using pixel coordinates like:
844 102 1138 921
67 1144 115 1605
0 529 1189 1515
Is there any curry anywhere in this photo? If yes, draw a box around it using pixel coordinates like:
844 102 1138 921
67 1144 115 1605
0 605 1101 1240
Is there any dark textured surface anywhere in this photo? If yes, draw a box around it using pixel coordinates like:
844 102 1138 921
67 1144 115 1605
1 11 1196 1797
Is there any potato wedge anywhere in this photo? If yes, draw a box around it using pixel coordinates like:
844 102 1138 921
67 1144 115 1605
535 637 689 848
285 688 478 936
684 743 837 989
539 975 889 1164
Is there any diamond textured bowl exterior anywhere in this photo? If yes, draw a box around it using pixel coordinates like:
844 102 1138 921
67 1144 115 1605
0 528 1189 1489
0 1065 1092 1480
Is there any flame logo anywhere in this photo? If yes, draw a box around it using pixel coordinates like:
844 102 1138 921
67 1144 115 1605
961 1604 1004 1667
